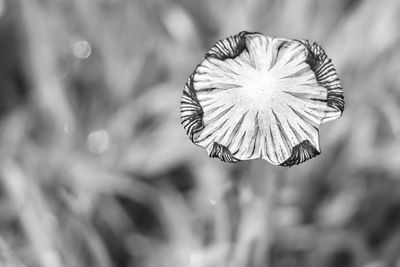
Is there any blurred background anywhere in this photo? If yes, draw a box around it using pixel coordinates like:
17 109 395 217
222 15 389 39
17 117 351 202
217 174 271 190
1 0 400 266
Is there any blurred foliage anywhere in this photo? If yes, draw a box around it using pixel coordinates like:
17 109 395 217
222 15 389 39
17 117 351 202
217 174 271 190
1 0 400 267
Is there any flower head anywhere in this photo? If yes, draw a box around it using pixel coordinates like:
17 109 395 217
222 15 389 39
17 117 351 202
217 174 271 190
181 31 344 166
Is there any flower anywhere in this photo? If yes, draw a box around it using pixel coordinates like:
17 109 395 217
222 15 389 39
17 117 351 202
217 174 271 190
181 31 344 166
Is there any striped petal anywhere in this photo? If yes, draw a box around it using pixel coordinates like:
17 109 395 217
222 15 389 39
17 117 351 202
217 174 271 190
181 32 344 166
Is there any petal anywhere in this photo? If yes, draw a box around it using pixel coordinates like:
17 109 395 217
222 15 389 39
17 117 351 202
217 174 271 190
299 40 345 119
205 31 252 60
180 74 204 141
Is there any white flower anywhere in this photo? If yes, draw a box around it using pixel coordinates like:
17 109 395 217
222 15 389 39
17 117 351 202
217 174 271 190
181 31 344 166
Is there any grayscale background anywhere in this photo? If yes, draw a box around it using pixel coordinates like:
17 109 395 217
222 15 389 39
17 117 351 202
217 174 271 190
0 0 400 267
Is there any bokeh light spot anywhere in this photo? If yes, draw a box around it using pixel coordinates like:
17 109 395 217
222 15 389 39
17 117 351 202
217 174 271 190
87 130 110 154
73 40 92 59
208 197 217 206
